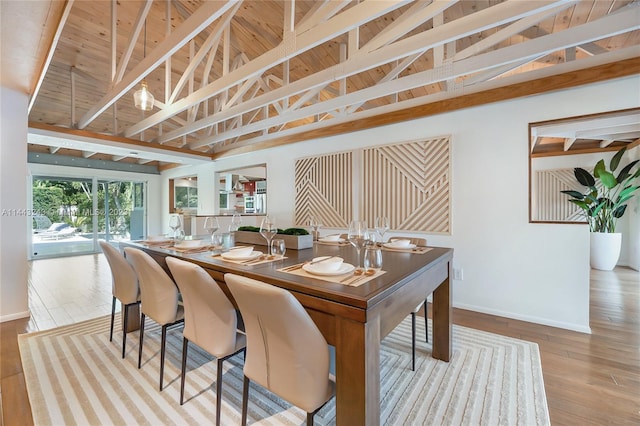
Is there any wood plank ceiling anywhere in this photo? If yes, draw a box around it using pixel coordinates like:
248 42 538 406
13 0 640 168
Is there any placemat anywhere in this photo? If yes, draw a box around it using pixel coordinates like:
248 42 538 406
315 240 350 247
211 253 287 266
381 246 433 254
277 265 386 287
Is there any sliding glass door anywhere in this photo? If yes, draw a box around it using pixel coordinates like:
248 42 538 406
31 176 146 259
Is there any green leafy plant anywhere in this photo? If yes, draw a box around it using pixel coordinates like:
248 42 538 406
561 147 640 233
237 225 309 235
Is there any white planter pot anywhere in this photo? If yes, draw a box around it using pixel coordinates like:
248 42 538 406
590 232 622 271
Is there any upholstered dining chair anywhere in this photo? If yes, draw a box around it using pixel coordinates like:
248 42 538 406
124 247 184 391
99 240 140 359
165 257 246 424
224 273 335 426
388 236 429 371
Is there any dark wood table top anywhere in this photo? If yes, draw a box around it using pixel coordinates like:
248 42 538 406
126 240 452 310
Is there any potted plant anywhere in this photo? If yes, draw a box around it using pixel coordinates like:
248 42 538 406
561 147 640 270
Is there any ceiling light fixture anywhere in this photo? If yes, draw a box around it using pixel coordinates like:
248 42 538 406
133 20 154 111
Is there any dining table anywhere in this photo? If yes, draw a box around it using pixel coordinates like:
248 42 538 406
121 237 453 426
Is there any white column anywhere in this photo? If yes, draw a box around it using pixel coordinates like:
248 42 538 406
0 86 29 321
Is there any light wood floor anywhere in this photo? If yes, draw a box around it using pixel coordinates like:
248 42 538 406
1 255 639 425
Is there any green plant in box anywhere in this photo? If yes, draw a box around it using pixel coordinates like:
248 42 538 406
561 147 640 233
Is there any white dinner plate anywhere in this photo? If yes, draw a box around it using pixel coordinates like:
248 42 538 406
383 242 417 249
303 262 355 276
221 250 263 261
319 237 345 243
174 240 205 249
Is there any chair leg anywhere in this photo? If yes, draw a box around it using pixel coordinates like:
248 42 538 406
216 358 224 426
307 412 314 426
424 298 429 343
109 296 116 342
180 338 189 405
411 311 416 371
121 303 129 359
160 324 168 391
241 375 250 426
138 313 146 369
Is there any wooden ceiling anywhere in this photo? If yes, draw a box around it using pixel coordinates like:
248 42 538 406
4 0 640 168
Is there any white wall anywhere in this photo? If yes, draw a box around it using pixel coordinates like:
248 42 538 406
0 87 29 321
169 75 639 333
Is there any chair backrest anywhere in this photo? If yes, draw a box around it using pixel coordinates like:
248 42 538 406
225 273 331 413
99 241 138 304
166 257 241 358
124 247 179 325
390 236 427 246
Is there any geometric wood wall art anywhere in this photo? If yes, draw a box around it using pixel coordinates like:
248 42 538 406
362 136 451 234
534 168 587 222
294 151 353 228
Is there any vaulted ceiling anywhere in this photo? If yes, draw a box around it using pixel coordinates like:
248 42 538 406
2 0 639 170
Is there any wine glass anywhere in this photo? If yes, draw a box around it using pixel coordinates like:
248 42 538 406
260 216 278 256
347 220 370 271
309 215 323 241
374 216 389 244
203 217 220 245
168 214 182 239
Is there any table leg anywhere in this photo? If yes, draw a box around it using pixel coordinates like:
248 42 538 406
431 272 452 362
334 316 380 426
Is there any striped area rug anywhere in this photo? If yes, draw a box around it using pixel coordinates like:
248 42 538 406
19 315 549 425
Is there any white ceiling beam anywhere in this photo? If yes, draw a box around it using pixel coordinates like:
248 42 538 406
564 137 577 151
169 3 240 104
201 16 640 149
180 0 569 148
361 0 456 53
125 0 412 138
28 0 74 113
114 0 153 84
82 151 96 158
112 155 127 162
296 0 352 34
49 146 60 154
453 1 578 61
214 47 639 154
599 140 615 148
77 1 238 129
576 124 640 139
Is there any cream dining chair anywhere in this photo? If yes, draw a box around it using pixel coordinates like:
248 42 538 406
99 240 140 359
124 247 184 391
166 257 246 425
225 273 335 426
388 236 429 371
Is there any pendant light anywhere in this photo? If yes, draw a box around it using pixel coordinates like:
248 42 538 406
133 20 154 111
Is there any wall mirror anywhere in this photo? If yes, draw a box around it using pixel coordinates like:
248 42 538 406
529 108 640 223
216 164 267 215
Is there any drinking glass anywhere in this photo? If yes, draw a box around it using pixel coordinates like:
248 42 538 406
363 245 383 273
260 216 278 255
203 216 220 245
230 213 242 232
374 216 390 244
168 214 182 239
271 239 286 258
309 215 323 241
347 220 369 271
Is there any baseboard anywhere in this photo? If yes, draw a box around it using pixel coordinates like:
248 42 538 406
0 310 30 323
453 302 592 334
